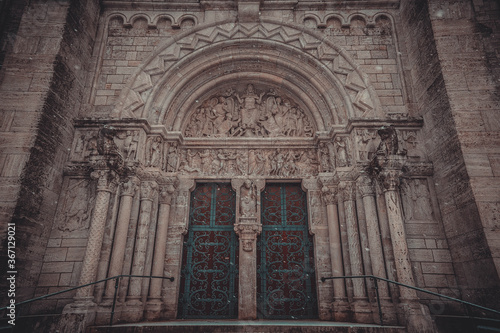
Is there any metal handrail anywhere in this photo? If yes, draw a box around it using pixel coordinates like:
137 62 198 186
0 274 174 327
321 274 500 326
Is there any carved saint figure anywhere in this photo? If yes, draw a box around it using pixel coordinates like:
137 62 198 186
166 144 179 172
235 84 265 135
376 125 398 156
319 143 332 172
240 180 257 217
124 131 139 161
334 137 349 167
148 136 162 167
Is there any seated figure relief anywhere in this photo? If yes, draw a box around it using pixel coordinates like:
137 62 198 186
184 84 314 138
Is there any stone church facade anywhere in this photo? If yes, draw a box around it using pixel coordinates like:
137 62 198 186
0 0 499 332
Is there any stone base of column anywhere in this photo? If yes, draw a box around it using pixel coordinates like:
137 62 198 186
144 298 163 320
372 298 398 325
63 297 97 315
398 301 436 333
123 298 144 322
353 299 373 323
332 299 351 322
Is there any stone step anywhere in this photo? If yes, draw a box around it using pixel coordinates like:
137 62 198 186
87 320 406 333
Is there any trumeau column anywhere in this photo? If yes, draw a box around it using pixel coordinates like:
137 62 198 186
378 155 435 332
104 177 139 302
358 175 396 324
319 178 350 322
232 178 263 320
145 177 177 320
65 157 118 313
126 179 158 319
341 180 371 323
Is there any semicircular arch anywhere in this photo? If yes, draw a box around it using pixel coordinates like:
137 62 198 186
110 18 383 130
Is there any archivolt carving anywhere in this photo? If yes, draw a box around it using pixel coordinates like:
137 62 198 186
184 85 314 138
110 19 382 125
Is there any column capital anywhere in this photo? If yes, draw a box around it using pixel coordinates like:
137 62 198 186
340 181 356 202
357 175 375 197
158 176 178 205
234 222 262 252
320 185 338 205
379 169 403 192
140 180 158 201
120 177 140 197
90 169 119 193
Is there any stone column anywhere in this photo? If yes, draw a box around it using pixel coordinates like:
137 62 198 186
378 156 435 332
65 163 118 313
126 180 157 319
104 177 139 301
358 175 396 324
320 183 350 321
145 178 176 320
232 179 263 320
341 181 371 322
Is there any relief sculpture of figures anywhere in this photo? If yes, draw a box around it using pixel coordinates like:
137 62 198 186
376 125 399 156
184 85 314 138
166 143 179 172
177 148 319 177
240 180 257 217
147 136 163 167
334 137 350 167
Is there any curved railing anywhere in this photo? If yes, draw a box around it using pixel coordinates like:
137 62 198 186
321 274 500 327
0 274 174 328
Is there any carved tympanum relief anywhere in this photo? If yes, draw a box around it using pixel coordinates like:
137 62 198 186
184 84 314 138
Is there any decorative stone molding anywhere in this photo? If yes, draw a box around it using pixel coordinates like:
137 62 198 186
357 175 375 198
320 186 338 206
90 169 119 193
140 181 158 201
340 181 356 202
234 223 262 252
120 177 139 197
110 20 383 125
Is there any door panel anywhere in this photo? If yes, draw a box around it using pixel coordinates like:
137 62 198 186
178 183 238 319
257 183 318 319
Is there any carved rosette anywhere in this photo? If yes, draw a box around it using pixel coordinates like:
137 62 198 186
234 223 262 252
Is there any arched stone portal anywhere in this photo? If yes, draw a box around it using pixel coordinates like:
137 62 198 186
60 18 434 331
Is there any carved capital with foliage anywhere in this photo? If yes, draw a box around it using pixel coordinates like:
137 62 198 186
120 177 139 197
357 175 375 197
90 169 118 193
140 181 158 201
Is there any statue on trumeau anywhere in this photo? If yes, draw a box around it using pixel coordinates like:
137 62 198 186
240 180 257 217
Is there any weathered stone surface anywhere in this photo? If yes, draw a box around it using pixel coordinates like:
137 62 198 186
0 0 499 331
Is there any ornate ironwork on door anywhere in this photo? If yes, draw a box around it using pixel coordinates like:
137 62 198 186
257 183 318 319
178 183 239 319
